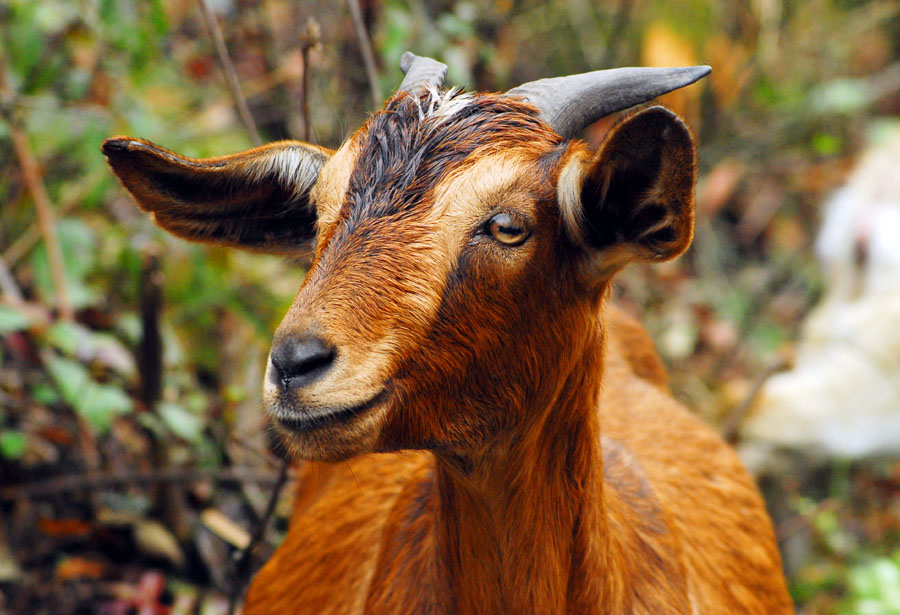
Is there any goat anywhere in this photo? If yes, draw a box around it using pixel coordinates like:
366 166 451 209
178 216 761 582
102 53 793 614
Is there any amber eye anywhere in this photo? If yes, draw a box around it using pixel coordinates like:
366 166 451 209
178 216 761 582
487 213 530 246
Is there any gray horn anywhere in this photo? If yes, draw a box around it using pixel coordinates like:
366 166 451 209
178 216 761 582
506 66 712 138
398 52 448 94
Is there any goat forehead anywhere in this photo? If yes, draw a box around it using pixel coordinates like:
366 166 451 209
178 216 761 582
340 90 556 224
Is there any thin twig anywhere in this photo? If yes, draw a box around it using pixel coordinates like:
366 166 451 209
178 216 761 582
300 48 310 142
229 433 281 467
0 51 73 321
227 458 291 615
134 245 194 539
0 253 24 305
2 183 84 266
346 0 382 108
1 466 286 500
298 18 321 143
138 247 163 408
720 356 791 445
196 0 262 146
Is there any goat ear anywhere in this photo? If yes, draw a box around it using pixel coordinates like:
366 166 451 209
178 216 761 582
559 106 696 274
101 138 332 253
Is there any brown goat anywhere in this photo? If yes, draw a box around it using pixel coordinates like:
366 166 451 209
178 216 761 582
103 54 793 614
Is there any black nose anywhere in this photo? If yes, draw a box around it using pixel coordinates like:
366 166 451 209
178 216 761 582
269 336 336 391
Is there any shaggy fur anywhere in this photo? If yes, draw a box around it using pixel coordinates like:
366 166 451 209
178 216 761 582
103 87 793 615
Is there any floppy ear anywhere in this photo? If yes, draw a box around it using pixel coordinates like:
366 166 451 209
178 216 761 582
101 138 332 253
559 106 696 275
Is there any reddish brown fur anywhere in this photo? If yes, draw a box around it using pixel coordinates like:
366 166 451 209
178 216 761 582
103 89 793 614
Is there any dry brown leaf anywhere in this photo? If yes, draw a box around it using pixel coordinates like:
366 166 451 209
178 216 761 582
200 509 251 549
0 542 21 582
55 556 106 581
38 518 92 538
135 519 185 568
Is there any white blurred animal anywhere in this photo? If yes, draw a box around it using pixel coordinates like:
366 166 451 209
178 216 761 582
741 124 900 470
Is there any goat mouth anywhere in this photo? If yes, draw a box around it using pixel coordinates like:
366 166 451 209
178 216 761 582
273 389 389 433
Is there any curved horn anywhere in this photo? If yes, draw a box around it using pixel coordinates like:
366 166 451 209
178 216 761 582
507 66 711 138
398 51 448 94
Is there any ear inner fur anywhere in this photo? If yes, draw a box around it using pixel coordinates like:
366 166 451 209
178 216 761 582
565 106 696 270
556 147 591 247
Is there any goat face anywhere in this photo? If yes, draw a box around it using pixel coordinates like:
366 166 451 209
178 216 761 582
103 75 698 463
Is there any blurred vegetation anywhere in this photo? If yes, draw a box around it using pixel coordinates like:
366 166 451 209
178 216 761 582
0 0 899 613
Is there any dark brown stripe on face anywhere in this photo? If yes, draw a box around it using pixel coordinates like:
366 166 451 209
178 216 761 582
342 92 560 230
537 142 568 177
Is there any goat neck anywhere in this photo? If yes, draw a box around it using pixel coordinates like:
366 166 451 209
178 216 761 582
430 310 624 614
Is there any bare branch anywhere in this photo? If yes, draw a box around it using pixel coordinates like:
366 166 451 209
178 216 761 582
2 183 84 266
138 247 163 407
720 355 791 445
196 0 263 146
227 458 291 615
299 18 321 143
0 53 73 321
1 466 287 500
347 0 383 108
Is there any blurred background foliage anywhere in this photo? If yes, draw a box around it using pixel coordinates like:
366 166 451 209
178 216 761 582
0 0 899 613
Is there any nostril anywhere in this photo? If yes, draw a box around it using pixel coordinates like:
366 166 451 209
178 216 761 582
270 336 336 390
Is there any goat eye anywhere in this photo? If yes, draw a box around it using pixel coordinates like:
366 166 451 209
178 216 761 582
487 213 530 246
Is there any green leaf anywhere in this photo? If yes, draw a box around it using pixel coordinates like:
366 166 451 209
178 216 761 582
812 133 842 156
148 0 169 35
137 412 166 440
44 321 136 378
31 382 59 405
78 384 133 433
0 430 27 460
811 78 872 115
44 321 83 356
748 322 789 357
33 2 80 34
849 557 900 613
45 354 133 433
223 385 246 404
99 0 118 25
46 355 92 405
30 219 100 310
158 402 203 442
0 305 32 334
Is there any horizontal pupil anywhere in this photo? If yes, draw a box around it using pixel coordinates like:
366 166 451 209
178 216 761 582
487 214 528 246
